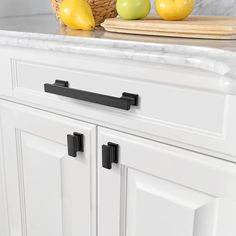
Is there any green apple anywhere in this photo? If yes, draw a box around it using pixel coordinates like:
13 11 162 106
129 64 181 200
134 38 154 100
116 0 151 20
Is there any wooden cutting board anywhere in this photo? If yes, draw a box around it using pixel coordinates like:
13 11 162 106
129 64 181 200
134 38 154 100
101 16 236 40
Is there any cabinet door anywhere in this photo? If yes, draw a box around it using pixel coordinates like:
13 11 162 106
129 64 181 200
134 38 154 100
0 116 9 236
98 127 236 236
0 101 96 236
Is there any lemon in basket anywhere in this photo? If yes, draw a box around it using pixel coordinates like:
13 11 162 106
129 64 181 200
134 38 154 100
60 0 95 30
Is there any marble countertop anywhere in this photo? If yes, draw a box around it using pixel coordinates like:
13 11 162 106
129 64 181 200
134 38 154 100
0 14 235 50
0 14 236 94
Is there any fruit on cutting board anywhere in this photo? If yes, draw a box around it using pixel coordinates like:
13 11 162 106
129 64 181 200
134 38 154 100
155 0 194 20
60 0 95 30
116 0 151 20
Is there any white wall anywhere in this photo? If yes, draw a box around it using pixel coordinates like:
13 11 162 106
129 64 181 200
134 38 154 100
0 0 52 17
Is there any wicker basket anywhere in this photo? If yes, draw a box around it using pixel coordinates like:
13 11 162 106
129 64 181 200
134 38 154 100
50 0 117 26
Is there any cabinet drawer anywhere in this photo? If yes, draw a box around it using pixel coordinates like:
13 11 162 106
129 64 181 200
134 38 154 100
0 46 235 160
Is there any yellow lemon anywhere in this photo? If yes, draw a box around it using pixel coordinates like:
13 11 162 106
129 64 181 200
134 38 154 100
155 0 195 21
60 0 95 30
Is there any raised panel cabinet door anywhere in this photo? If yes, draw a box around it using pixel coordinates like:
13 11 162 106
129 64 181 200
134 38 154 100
98 127 236 236
0 101 96 236
0 115 10 236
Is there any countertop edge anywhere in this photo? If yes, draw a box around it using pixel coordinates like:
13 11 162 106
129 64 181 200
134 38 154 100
0 30 236 95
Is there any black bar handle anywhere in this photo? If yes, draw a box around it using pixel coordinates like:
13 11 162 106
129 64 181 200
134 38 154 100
44 80 139 110
102 142 119 169
67 132 84 157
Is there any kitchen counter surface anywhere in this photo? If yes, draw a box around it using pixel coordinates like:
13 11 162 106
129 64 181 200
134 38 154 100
0 14 236 94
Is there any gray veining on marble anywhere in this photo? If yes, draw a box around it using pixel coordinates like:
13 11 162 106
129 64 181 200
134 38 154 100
193 0 236 16
151 0 236 16
0 15 236 94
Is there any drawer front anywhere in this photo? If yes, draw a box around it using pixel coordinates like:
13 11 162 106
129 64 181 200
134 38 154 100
0 46 235 160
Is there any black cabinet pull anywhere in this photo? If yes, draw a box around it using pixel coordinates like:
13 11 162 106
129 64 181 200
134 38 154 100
102 142 119 169
67 132 84 157
44 80 138 110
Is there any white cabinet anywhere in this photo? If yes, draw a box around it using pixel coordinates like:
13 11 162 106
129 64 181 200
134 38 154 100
0 43 236 236
0 101 96 236
98 127 236 236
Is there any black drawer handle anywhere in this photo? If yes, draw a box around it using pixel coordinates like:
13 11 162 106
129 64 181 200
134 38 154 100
44 80 139 110
102 142 119 169
67 132 84 157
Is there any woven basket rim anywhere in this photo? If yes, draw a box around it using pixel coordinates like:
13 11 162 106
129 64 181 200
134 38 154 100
50 0 117 26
